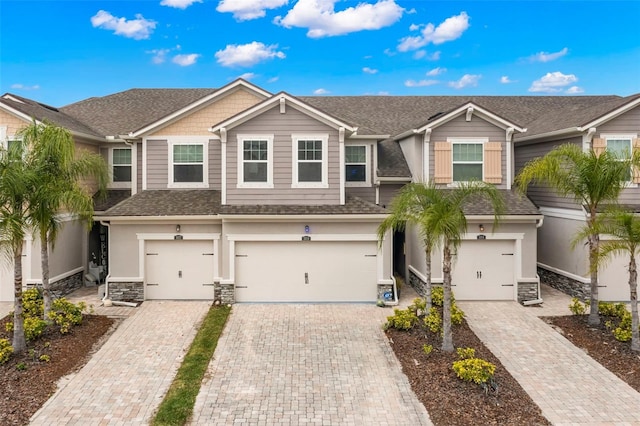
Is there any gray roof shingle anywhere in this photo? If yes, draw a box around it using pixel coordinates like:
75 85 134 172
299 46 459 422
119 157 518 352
104 190 221 216
219 196 388 215
461 190 540 216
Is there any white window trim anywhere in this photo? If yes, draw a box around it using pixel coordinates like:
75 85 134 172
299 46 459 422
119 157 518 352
447 137 487 186
167 137 209 189
603 133 638 188
345 143 371 187
108 146 132 189
236 134 274 189
291 133 329 188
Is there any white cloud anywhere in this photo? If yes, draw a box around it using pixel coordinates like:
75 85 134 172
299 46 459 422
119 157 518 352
217 0 289 21
363 67 378 74
405 79 439 87
566 86 584 94
172 53 200 66
426 67 446 76
398 11 469 52
314 88 330 95
10 84 40 90
148 48 171 64
413 50 426 59
500 76 516 84
160 0 202 9
448 74 481 89
275 0 404 38
215 41 286 67
267 76 279 83
384 48 396 56
91 10 157 40
528 47 569 63
528 71 578 93
238 72 257 80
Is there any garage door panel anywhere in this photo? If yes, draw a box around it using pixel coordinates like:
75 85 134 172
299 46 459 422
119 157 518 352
452 240 515 300
146 240 215 300
235 241 377 302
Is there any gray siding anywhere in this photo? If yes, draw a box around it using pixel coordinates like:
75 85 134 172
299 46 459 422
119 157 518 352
136 142 142 193
226 106 341 205
514 137 583 210
146 140 168 189
429 114 508 189
379 183 405 207
208 139 222 190
538 215 588 277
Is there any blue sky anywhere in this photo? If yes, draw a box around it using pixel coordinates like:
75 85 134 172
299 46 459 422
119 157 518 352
1 1 639 106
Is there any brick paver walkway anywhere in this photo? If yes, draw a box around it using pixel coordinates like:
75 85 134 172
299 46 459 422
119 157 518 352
190 304 432 426
30 300 211 425
459 300 640 425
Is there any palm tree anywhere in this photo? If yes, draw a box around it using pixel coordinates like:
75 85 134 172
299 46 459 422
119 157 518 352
515 143 636 325
18 120 108 318
574 209 640 351
378 183 439 311
379 181 504 352
0 140 34 353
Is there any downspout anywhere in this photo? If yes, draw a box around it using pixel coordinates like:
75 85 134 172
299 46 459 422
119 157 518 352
99 221 111 303
523 216 546 306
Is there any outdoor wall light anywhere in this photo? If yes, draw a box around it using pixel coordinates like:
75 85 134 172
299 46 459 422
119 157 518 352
176 224 181 233
304 225 310 233
479 224 484 232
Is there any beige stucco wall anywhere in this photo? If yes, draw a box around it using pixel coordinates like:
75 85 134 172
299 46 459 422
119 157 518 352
29 219 86 280
149 89 263 136
537 215 588 278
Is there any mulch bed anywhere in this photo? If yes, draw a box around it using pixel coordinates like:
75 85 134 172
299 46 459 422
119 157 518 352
543 314 640 392
386 318 550 425
0 314 117 426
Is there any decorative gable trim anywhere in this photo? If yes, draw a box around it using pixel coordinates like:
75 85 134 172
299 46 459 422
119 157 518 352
128 79 271 138
414 102 527 135
579 96 640 130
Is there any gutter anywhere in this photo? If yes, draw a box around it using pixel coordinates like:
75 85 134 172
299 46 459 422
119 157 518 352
99 221 111 304
515 127 580 143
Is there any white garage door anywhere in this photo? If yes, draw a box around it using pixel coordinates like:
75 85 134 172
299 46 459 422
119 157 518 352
145 240 216 300
452 240 515 300
235 241 378 302
599 254 632 301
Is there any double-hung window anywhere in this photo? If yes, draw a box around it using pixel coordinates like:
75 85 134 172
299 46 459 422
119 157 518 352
168 139 208 188
606 136 633 182
292 134 328 188
110 147 132 188
452 142 483 182
238 135 273 188
345 145 369 185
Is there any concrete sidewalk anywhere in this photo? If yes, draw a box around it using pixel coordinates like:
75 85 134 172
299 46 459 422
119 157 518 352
459 296 640 425
30 300 211 425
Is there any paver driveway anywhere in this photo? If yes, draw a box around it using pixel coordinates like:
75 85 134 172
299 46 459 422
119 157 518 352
190 304 432 425
30 300 211 425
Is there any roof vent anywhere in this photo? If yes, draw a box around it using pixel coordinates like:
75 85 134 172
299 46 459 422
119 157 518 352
427 111 445 120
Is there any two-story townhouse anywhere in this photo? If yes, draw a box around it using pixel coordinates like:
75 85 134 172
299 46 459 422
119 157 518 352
514 94 640 301
2 79 637 305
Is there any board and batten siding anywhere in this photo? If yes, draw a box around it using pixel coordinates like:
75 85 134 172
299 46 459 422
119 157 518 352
514 136 583 210
208 139 222 190
145 140 169 189
428 114 508 188
226 106 341 205
148 89 264 136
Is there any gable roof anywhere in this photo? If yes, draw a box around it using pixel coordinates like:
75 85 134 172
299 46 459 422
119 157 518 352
0 93 103 139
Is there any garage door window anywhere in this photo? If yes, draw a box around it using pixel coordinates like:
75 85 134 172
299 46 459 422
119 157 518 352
292 134 328 188
238 134 273 188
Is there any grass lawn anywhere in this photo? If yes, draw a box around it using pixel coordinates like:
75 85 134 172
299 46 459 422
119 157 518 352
152 304 231 426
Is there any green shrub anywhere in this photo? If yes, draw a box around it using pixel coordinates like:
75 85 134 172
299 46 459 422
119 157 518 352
569 297 586 315
432 286 444 307
5 321 14 333
598 302 627 318
452 357 496 385
451 304 465 325
39 354 51 362
409 297 426 315
0 339 13 364
385 308 418 331
456 347 476 360
16 362 26 371
24 317 47 340
422 344 433 356
424 307 442 333
612 311 633 342
48 298 84 334
22 287 44 318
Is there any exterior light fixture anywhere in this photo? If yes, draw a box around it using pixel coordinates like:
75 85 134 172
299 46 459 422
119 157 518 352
176 224 181 233
479 224 484 232
304 225 310 233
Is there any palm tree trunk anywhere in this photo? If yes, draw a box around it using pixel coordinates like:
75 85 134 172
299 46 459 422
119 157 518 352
424 245 432 311
588 216 600 326
41 231 52 320
442 243 454 352
12 244 26 354
629 254 640 352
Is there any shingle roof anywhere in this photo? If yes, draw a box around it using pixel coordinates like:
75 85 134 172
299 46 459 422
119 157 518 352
104 190 222 216
0 94 103 138
219 196 388 215
461 190 540 216
61 88 217 136
377 139 411 177
94 190 132 212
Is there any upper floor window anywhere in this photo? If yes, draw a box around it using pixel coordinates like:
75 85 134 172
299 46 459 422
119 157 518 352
110 147 131 188
168 139 209 188
237 135 273 188
606 136 634 182
292 134 328 188
345 145 369 186
452 142 483 182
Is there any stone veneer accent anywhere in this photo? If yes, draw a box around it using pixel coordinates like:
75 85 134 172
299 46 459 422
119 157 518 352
214 282 235 304
108 281 144 302
377 284 394 302
517 282 539 303
27 271 84 297
537 267 590 300
408 270 438 298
